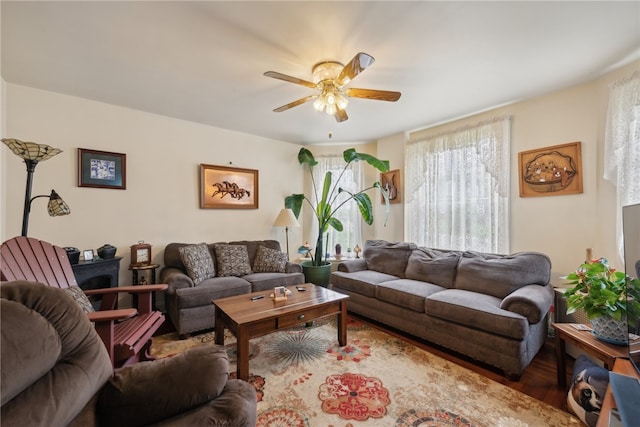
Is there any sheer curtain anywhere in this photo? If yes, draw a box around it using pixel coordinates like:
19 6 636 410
312 155 363 254
406 116 511 253
603 71 640 261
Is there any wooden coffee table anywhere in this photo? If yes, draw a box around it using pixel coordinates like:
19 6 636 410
213 283 349 381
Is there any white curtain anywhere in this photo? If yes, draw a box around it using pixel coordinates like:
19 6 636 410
312 155 363 255
406 116 511 253
604 71 640 261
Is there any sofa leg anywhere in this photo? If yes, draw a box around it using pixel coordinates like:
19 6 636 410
505 372 521 381
179 333 191 340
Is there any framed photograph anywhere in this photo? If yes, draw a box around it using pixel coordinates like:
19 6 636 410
78 148 126 189
82 249 94 261
200 164 258 209
518 141 583 197
380 169 401 204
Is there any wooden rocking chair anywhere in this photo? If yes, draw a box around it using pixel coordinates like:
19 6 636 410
1 236 168 368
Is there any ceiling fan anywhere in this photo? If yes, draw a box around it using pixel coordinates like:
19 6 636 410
264 52 401 122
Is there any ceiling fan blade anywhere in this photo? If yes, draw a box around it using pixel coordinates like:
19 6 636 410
264 71 316 89
337 52 375 85
334 108 348 122
344 88 401 102
273 95 316 112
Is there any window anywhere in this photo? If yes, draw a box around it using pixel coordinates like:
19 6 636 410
604 71 640 261
312 155 363 254
406 116 511 253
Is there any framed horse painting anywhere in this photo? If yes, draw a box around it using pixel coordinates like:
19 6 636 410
200 164 259 209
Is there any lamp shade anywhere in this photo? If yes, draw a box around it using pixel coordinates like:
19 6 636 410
273 208 299 228
46 190 71 217
1 138 62 161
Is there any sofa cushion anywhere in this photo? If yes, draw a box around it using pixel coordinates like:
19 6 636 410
174 278 250 309
331 270 398 298
454 251 551 299
364 240 416 278
426 289 529 340
242 272 305 293
404 248 461 288
178 243 215 285
376 279 446 313
228 240 281 266
252 245 287 273
214 244 252 277
63 285 95 313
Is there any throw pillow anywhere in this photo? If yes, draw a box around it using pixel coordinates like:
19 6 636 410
214 244 252 277
567 355 609 427
63 285 95 314
178 243 215 284
253 245 287 273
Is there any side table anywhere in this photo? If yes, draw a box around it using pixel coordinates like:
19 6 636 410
553 323 628 388
129 263 160 309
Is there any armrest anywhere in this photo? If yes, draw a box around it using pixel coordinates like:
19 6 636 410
285 261 303 274
84 284 168 296
337 259 368 273
87 308 137 322
159 267 194 293
97 344 230 427
500 284 554 324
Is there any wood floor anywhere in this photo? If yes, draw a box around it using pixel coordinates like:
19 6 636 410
352 314 574 413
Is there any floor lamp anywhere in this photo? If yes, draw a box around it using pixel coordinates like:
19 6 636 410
273 208 299 260
2 138 71 236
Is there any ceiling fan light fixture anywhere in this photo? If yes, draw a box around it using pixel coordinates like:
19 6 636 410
325 103 337 116
313 97 325 112
336 93 349 110
312 61 343 84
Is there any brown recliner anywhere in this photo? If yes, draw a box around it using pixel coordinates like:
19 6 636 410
1 281 257 427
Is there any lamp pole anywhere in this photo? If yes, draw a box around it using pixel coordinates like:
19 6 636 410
21 159 39 237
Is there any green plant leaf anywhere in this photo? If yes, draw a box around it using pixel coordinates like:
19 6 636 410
328 217 343 232
352 193 374 225
297 147 318 167
343 148 390 172
285 194 304 219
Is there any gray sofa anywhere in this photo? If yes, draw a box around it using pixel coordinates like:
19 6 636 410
160 240 305 335
331 240 554 378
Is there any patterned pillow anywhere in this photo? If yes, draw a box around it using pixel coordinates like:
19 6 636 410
214 244 252 277
178 243 215 284
63 285 95 314
253 245 288 273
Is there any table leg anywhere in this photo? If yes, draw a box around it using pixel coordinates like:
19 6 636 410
337 300 347 346
556 333 567 388
236 328 249 381
214 311 225 346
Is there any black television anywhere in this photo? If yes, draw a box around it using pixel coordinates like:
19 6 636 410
609 203 640 427
623 203 640 375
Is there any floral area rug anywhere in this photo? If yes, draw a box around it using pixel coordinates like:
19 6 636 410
151 318 581 427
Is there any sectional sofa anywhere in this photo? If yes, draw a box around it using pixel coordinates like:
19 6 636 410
330 240 554 378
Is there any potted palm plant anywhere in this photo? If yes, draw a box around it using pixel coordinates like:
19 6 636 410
564 257 640 344
285 147 390 286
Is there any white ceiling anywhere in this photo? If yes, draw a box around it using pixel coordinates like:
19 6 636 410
2 1 639 145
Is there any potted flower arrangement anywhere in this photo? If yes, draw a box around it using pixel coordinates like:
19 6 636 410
285 147 390 285
564 257 640 344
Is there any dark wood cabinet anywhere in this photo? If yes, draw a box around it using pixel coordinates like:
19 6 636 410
71 257 122 309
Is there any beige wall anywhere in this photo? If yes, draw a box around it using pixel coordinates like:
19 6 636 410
2 60 638 287
376 60 639 277
2 84 304 287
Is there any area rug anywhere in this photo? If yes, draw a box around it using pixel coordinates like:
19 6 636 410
151 318 581 427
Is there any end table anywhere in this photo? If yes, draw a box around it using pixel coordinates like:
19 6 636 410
129 263 160 308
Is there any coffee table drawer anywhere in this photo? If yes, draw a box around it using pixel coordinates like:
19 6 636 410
277 303 340 329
